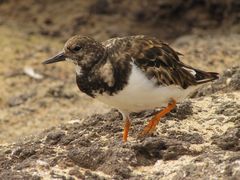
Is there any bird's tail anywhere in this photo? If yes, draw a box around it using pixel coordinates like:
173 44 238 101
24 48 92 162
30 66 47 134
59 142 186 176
194 69 219 84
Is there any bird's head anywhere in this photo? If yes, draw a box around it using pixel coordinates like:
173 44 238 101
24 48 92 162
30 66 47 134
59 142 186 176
43 35 105 70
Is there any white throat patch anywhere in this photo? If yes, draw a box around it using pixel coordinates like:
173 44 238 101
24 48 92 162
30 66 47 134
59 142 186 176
75 65 82 75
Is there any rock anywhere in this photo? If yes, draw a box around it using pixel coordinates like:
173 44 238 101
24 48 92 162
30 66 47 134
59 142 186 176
169 100 193 120
45 130 65 145
194 66 240 97
215 101 240 116
68 147 105 170
229 72 240 90
68 168 85 179
0 90 240 179
212 127 240 151
0 171 40 180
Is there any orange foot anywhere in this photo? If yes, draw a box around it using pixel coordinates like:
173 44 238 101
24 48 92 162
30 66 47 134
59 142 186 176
138 99 177 138
123 117 131 142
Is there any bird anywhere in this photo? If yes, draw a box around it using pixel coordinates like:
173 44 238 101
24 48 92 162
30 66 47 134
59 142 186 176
43 35 219 142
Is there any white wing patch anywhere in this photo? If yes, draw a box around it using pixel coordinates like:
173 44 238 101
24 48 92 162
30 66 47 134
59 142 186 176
183 67 196 76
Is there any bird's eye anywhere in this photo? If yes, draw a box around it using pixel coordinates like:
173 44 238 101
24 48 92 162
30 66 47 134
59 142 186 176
72 45 81 51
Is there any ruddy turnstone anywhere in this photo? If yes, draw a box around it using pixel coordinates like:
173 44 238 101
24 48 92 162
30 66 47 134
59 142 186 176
43 35 219 142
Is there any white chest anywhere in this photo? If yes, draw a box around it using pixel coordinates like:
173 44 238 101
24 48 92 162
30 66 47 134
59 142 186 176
95 64 197 113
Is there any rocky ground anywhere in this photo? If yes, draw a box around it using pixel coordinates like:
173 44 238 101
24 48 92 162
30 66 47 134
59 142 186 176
0 67 239 179
0 0 239 179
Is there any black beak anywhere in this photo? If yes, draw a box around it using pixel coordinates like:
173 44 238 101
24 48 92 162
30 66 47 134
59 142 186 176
42 51 66 64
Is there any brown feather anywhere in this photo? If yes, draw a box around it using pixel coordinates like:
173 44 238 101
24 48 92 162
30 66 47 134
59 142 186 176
123 36 219 89
102 35 219 89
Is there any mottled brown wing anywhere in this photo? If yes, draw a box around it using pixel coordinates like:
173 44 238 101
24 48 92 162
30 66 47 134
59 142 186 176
132 38 218 89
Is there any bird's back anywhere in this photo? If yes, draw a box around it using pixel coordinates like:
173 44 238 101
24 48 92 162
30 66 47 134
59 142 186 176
102 35 219 89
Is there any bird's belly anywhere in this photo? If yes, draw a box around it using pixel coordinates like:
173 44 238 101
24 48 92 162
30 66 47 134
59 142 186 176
96 84 195 113
95 64 197 113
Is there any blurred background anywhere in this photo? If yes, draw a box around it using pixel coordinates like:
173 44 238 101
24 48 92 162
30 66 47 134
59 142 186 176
0 0 239 144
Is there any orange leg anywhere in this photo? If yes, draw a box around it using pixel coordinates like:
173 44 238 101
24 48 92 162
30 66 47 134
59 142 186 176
138 99 176 138
123 117 131 142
